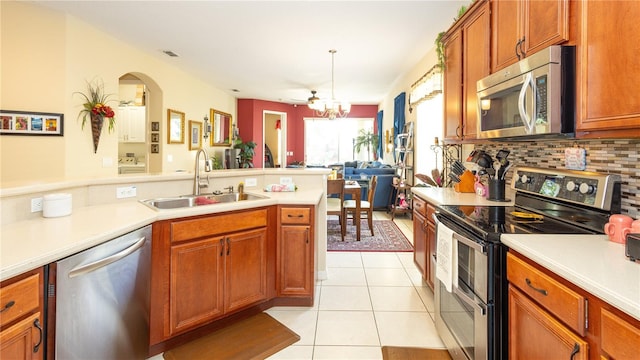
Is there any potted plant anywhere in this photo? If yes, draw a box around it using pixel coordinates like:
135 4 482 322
353 129 380 161
233 137 257 168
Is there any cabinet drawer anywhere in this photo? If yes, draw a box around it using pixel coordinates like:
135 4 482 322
0 273 40 327
412 196 427 217
280 207 310 225
601 308 640 359
507 252 586 336
171 209 267 243
426 204 436 224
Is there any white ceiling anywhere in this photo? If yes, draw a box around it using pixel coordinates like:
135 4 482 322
34 0 467 105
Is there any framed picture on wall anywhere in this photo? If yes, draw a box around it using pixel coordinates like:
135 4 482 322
0 110 64 136
151 121 160 131
151 133 159 143
189 120 202 150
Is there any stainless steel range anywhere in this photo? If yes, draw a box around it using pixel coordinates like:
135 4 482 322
433 166 621 360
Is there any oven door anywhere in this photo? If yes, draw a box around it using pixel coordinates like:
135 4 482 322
434 215 489 360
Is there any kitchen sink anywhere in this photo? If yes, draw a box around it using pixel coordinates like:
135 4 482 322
140 192 268 210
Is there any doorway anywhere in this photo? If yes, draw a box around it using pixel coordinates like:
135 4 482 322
118 73 163 174
263 111 286 168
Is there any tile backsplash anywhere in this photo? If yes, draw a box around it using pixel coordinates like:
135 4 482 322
473 139 640 218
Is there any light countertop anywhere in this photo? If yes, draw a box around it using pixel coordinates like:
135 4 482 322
501 234 640 321
412 186 515 206
1 189 323 281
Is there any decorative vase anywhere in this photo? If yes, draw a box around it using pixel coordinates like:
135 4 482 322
90 113 104 153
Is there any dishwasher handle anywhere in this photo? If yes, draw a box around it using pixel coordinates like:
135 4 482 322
68 237 146 278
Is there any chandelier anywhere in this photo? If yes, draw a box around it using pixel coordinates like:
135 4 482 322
308 49 351 119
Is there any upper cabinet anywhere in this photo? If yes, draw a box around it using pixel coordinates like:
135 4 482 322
491 0 571 72
443 0 490 142
577 1 640 136
118 106 146 143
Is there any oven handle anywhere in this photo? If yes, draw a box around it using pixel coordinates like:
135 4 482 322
454 286 487 315
433 212 486 255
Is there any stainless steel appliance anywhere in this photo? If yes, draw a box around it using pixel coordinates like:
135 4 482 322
55 225 151 359
476 46 575 140
434 167 621 360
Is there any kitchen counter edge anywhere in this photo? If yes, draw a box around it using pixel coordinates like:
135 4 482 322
0 189 323 281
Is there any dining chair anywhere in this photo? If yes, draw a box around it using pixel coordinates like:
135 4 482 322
343 175 377 236
326 178 345 240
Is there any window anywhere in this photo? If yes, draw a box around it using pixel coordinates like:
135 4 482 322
415 93 443 176
304 117 374 166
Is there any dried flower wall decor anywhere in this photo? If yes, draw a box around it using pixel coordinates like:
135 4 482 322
75 79 116 153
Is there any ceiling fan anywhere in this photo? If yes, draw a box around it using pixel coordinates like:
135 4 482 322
307 90 320 106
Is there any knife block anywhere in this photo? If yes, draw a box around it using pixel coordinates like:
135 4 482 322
454 170 475 193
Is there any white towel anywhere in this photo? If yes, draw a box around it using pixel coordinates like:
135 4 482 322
436 222 457 293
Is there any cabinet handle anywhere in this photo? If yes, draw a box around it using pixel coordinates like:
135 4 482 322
226 237 231 256
525 278 548 296
33 318 43 353
288 214 304 218
219 238 224 257
515 38 522 60
569 343 579 359
519 36 526 58
455 125 461 139
0 300 15 313
305 228 309 244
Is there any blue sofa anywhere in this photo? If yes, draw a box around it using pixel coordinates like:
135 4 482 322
342 162 396 209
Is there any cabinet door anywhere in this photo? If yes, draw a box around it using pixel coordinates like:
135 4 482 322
426 219 437 289
126 106 146 142
578 1 640 133
0 313 43 360
170 237 224 335
491 0 520 71
412 212 427 278
509 286 588 360
117 107 130 142
225 228 268 313
443 28 463 141
522 0 570 56
462 2 490 140
279 225 313 296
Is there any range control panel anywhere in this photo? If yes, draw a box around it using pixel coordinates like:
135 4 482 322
511 167 621 210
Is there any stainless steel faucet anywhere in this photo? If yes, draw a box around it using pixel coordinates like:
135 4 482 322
194 148 211 195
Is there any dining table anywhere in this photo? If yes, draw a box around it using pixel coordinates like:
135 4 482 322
344 181 362 240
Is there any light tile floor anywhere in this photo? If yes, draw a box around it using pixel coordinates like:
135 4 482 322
265 211 444 359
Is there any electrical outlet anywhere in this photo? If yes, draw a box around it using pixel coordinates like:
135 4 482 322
245 178 257 187
31 197 43 212
280 177 293 185
116 186 137 199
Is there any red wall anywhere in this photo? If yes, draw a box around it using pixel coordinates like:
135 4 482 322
237 99 378 167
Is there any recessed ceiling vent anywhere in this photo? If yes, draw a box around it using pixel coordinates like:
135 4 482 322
162 50 179 57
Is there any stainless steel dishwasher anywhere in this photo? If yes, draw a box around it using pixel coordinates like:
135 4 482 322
55 225 151 359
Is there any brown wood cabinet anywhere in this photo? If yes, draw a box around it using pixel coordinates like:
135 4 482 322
577 1 640 137
0 268 44 360
278 206 314 299
507 251 640 359
411 195 437 289
509 285 588 360
443 0 490 142
150 207 273 345
491 0 571 72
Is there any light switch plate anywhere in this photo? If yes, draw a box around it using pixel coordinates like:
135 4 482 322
245 178 257 187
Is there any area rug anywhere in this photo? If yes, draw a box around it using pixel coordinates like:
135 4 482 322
381 346 452 360
327 219 413 252
163 313 300 360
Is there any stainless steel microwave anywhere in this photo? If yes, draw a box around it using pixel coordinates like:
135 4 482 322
476 46 575 140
